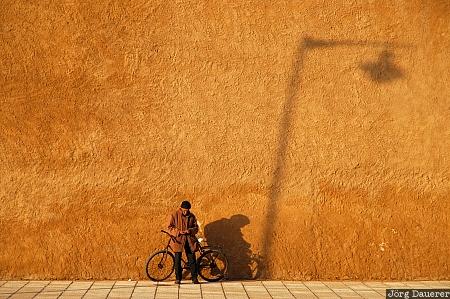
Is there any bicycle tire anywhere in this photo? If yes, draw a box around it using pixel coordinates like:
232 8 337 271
145 250 175 281
197 249 228 282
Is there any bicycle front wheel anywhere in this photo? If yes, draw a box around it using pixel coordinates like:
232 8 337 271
145 250 175 281
197 249 228 282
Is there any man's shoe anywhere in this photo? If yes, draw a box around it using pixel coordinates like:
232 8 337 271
192 279 200 284
175 280 181 284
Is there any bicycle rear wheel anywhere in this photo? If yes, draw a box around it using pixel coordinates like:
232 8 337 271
197 249 228 282
145 250 175 281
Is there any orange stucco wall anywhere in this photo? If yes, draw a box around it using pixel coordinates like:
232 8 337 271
1 0 449 280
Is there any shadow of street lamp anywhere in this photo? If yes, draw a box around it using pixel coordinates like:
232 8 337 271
260 35 410 278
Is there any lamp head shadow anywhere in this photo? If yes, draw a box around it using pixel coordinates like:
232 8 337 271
360 50 404 83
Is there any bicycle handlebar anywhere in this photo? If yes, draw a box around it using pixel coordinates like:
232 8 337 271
161 229 214 251
160 229 172 236
161 229 189 239
161 229 192 236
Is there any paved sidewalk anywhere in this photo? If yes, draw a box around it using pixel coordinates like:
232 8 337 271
0 280 449 299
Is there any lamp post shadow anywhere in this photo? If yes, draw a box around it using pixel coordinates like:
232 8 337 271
260 35 409 278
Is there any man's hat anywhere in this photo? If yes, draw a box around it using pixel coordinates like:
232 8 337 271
180 200 191 209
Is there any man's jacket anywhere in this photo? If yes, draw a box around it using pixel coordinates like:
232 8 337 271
167 208 199 253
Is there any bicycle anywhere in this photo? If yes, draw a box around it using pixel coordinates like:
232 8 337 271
145 230 228 282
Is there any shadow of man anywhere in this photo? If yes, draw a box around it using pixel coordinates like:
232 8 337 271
204 214 261 280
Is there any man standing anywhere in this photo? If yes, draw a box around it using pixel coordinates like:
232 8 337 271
167 200 200 284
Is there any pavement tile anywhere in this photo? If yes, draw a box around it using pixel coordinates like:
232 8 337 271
242 281 262 286
66 281 93 291
283 281 305 284
403 282 427 287
290 290 318 298
9 293 36 299
336 294 362 298
35 293 62 299
323 281 346 288
332 288 356 292
42 287 71 293
155 295 179 299
202 290 225 294
202 289 226 297
179 290 201 297
313 291 338 297
202 290 226 294
285 286 310 291
372 288 388 296
243 285 265 290
263 281 285 286
383 282 406 287
220 289 248 299
290 289 316 293
221 282 247 296
336 292 361 298
59 290 88 298
115 281 137 287
133 285 156 291
2 281 28 286
16 288 47 295
0 281 29 294
155 281 175 288
17 284 50 294
284 282 307 286
201 287 223 292
304 281 326 287
0 288 17 295
268 294 295 299
263 286 295 298
202 295 226 299
154 285 179 299
136 281 154 287
308 287 335 292
108 287 135 298
201 283 223 288
132 294 156 299
342 281 370 290
83 288 111 298
90 281 115 289
355 290 384 298
244 290 271 298
346 285 372 291
44 281 72 289
421 281 448 287
22 281 50 287
334 290 361 295
0 280 448 298
133 287 156 296
363 282 385 288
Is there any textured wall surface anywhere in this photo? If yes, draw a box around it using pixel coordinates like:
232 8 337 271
1 0 449 280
